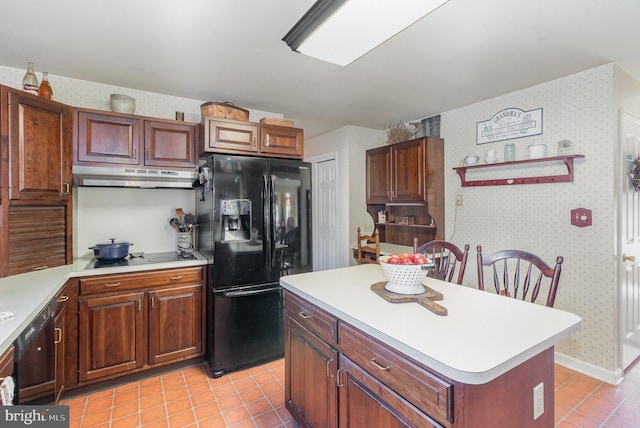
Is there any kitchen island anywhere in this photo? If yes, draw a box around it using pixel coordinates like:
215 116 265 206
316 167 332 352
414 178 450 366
280 264 581 427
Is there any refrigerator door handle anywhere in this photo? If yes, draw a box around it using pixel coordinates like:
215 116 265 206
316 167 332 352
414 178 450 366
263 174 270 270
270 175 277 261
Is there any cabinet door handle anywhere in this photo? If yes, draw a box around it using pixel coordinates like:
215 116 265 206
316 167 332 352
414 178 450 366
146 150 149 161
137 299 142 312
105 282 121 287
150 297 155 308
298 311 312 319
336 368 344 388
170 275 184 280
370 358 390 371
264 135 270 147
253 136 257 147
56 295 69 303
32 266 48 271
326 359 334 378
63 183 70 194
54 327 62 344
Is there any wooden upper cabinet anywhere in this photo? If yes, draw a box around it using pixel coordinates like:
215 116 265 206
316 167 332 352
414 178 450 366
144 121 196 169
204 118 259 153
366 138 426 203
76 110 141 165
392 138 426 203
74 109 197 169
202 117 304 159
3 87 72 201
260 125 304 158
366 146 392 203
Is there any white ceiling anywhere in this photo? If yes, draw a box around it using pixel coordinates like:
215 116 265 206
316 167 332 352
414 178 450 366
1 0 639 138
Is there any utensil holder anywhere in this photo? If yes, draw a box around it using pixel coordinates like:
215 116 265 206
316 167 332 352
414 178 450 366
177 231 194 255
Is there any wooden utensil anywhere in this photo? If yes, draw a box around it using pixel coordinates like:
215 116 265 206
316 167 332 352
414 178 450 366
370 282 448 316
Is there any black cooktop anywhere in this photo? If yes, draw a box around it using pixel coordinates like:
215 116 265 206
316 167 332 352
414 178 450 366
85 251 197 269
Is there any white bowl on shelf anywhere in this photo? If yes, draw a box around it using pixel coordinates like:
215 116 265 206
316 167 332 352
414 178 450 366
528 143 547 159
110 94 136 114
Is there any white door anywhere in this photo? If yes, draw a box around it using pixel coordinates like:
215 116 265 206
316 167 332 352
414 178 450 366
620 109 640 370
316 159 338 271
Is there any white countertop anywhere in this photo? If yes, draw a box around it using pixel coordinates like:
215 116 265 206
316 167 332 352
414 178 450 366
280 264 581 385
0 253 207 356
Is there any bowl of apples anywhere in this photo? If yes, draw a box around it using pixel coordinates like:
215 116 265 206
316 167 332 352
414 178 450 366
379 252 435 295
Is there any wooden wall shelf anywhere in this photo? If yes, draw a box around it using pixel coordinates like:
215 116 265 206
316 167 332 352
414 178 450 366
453 155 584 187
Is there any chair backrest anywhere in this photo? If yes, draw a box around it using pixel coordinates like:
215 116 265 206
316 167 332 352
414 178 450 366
413 239 470 284
357 227 380 264
476 245 563 307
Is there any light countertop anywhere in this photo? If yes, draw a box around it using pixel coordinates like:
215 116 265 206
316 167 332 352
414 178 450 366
280 264 581 385
0 253 207 356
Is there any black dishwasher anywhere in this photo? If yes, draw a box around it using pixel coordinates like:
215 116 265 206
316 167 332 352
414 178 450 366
14 302 55 404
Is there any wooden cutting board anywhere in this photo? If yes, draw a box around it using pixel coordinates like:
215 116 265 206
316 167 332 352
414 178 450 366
370 282 448 316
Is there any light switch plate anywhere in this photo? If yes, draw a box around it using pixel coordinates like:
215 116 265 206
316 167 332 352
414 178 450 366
571 208 592 227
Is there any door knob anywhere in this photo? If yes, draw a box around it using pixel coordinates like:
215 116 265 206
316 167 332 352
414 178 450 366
622 254 636 263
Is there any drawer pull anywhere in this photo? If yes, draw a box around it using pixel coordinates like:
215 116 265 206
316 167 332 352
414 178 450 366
170 275 184 280
32 266 48 271
56 295 69 303
336 367 344 388
54 327 62 344
370 358 390 371
105 282 121 287
298 311 312 319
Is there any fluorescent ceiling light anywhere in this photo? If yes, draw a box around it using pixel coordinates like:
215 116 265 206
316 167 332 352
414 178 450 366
283 0 450 66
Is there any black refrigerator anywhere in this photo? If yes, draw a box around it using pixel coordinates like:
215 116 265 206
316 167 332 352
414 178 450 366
195 154 312 377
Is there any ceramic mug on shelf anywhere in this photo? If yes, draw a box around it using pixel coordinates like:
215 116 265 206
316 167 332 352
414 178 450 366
464 155 479 165
485 149 497 163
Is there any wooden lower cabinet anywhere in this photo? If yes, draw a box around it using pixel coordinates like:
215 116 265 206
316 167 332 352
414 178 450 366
148 284 203 365
77 267 205 385
79 291 146 382
286 320 338 428
338 355 441 428
286 291 556 427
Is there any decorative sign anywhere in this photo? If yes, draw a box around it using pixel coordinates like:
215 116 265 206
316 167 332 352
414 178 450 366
476 107 543 144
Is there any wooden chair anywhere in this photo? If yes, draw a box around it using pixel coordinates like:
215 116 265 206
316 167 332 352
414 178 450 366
413 239 469 284
357 227 380 264
476 246 563 307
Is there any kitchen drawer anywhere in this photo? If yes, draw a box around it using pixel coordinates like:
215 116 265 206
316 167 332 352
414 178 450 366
286 291 338 345
338 321 453 424
80 267 204 295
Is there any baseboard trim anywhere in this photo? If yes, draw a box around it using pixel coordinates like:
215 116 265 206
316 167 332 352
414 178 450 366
554 352 623 386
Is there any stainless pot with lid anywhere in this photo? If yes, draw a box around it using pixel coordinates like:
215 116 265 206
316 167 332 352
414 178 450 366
89 238 133 260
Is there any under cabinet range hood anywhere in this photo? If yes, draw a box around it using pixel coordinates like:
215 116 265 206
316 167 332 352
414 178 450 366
72 165 198 189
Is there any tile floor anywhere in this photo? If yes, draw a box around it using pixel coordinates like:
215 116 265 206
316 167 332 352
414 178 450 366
61 357 640 427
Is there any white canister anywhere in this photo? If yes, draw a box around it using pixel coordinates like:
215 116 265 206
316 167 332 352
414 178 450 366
528 143 547 159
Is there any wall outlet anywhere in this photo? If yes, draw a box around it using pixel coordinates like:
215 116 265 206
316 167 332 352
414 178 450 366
455 195 463 206
533 382 544 420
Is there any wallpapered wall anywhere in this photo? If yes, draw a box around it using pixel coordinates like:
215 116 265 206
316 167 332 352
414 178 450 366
441 63 621 376
0 65 281 256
